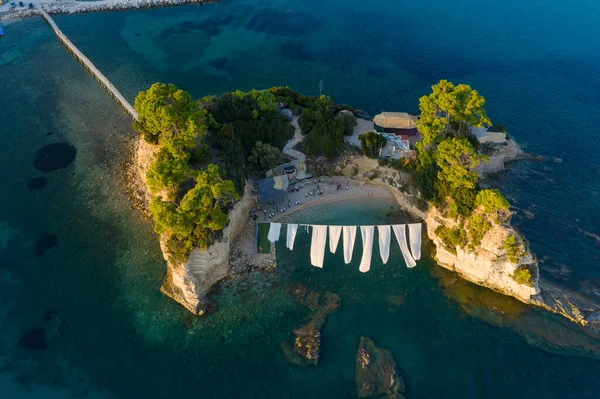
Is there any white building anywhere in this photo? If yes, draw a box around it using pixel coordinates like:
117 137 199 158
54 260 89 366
470 126 507 145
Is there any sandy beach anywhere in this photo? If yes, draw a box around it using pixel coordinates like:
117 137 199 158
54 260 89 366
259 175 396 223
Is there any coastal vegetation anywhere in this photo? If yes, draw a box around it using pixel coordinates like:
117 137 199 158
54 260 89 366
133 78 532 302
359 131 387 158
399 80 524 269
512 265 533 286
248 141 283 172
503 234 525 264
134 83 354 263
134 83 240 263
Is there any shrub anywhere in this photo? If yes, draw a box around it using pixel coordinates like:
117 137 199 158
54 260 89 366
466 213 492 249
475 189 510 221
304 118 345 159
359 131 387 158
490 124 507 133
336 113 357 136
513 265 533 286
503 234 523 264
247 141 282 172
435 225 467 254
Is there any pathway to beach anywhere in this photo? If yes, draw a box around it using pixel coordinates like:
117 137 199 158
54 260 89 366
282 116 306 164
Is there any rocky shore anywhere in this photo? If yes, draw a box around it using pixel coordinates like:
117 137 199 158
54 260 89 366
0 0 208 21
332 153 600 332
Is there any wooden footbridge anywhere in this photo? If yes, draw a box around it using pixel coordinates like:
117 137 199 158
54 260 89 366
40 9 139 121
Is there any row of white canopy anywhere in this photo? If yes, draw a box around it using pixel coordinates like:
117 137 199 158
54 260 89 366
266 223 422 272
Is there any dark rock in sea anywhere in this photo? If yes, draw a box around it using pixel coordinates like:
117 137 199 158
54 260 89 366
282 284 341 366
43 308 58 322
286 283 341 314
280 341 310 367
210 57 228 70
280 40 317 62
33 143 76 172
35 233 57 257
293 323 321 365
356 337 404 398
27 177 48 190
46 131 54 136
19 328 48 351
387 294 406 311
134 32 142 37
245 9 322 36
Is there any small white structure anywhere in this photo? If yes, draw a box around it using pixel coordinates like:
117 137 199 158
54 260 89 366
380 133 411 159
470 126 507 145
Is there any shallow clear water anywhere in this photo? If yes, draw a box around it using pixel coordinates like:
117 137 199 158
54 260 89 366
1 0 600 397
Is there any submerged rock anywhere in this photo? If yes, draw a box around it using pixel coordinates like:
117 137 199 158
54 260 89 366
33 143 76 172
209 57 228 70
34 233 57 257
27 176 48 190
282 284 341 366
19 328 48 351
355 337 404 398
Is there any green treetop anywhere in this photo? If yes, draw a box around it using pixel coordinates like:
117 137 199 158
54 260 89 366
475 189 511 221
159 110 208 159
247 89 279 113
178 165 240 230
417 80 491 144
436 137 482 190
150 164 239 253
146 149 191 200
133 83 207 145
247 141 282 172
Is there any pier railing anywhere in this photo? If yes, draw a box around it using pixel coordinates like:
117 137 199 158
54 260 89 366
39 9 139 121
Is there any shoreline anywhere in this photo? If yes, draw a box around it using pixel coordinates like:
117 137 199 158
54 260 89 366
0 0 210 21
275 191 395 222
268 177 399 223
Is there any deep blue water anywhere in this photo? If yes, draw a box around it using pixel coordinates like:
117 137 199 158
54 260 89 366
1 0 599 397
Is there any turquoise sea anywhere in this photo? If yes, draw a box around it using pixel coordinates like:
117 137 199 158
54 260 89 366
1 0 599 397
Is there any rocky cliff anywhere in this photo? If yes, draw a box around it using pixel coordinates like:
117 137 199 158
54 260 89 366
134 138 256 314
426 207 540 303
159 184 256 314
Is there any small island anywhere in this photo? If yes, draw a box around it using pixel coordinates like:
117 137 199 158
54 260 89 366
130 81 600 330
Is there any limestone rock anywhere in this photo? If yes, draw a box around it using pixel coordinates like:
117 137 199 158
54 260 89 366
282 284 341 366
355 337 404 398
159 183 256 314
293 324 321 365
426 207 540 304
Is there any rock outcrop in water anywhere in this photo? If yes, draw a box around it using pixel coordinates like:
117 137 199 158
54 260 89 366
281 284 341 366
426 207 540 303
355 337 405 399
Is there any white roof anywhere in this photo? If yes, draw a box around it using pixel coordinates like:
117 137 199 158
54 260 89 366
470 126 506 144
486 131 507 143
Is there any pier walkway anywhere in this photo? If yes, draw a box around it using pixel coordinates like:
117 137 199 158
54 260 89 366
39 9 139 120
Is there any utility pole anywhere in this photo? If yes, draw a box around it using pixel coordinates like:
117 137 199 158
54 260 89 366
319 80 323 97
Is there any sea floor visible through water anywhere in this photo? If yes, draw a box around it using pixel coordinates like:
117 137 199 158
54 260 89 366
1 0 600 397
